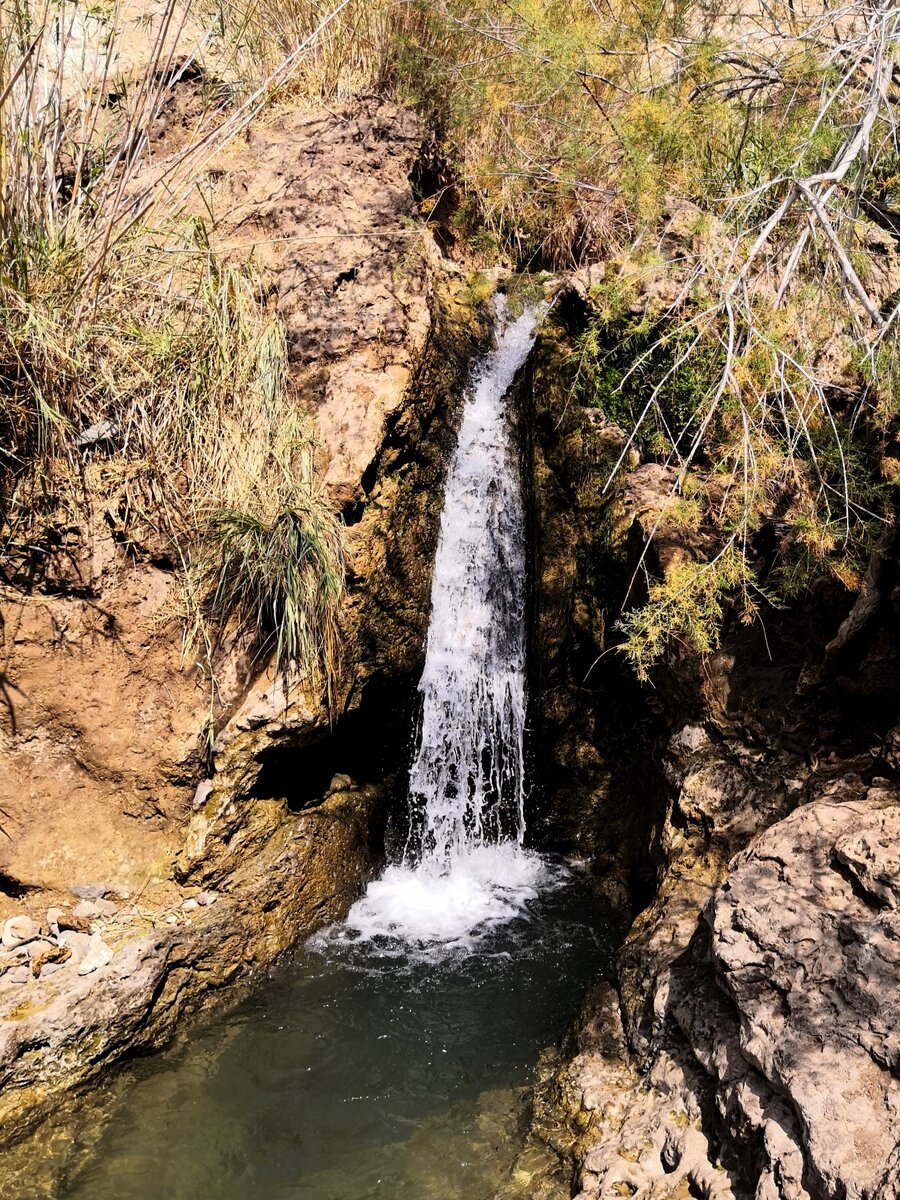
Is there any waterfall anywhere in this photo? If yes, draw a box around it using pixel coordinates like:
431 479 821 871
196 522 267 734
336 294 559 953
405 294 536 866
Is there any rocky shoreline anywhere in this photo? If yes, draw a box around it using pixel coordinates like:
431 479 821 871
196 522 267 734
0 781 381 1154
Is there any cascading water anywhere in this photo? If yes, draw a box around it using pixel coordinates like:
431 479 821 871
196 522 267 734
405 294 531 865
337 294 559 951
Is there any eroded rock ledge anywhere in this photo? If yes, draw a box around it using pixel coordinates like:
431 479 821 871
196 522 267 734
549 781 900 1200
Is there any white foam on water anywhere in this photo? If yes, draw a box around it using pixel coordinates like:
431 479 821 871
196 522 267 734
326 295 550 957
336 845 560 952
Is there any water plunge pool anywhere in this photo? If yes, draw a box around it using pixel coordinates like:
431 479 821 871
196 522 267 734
60 860 620 1200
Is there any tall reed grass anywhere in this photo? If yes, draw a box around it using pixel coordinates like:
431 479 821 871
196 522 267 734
0 0 346 687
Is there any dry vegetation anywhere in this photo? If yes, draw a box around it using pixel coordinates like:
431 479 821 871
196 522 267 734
0 0 346 690
2 0 900 679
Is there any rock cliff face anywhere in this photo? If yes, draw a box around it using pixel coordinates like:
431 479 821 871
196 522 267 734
523 305 667 898
0 98 491 1146
4 100 900 1199
533 358 900 1197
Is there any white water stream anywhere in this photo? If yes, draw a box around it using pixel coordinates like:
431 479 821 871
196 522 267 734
337 296 557 952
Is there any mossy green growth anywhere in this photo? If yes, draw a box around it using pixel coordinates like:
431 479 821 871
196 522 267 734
458 270 496 310
504 272 553 317
569 314 724 460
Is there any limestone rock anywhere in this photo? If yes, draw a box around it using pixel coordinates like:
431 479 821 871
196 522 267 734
76 934 113 977
69 884 111 901
702 795 900 1196
565 790 900 1200
73 899 117 920
551 986 737 1199
59 931 91 962
2 917 38 950
24 940 56 960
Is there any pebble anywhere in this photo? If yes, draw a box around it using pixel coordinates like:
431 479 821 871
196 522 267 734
73 899 117 920
70 883 130 902
5 966 29 985
24 940 55 959
2 916 38 950
165 914 178 925
69 884 109 901
58 912 91 934
76 933 113 976
182 898 199 912
59 931 92 962
196 892 217 907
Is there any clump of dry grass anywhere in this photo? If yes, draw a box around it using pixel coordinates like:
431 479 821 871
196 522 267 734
0 0 346 689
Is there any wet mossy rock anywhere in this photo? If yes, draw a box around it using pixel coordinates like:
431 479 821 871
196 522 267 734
521 301 667 899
